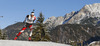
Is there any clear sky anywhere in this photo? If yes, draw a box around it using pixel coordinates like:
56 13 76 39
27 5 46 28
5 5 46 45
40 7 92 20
0 0 100 29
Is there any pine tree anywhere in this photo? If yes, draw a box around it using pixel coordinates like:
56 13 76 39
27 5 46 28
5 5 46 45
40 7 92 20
2 32 7 40
0 29 7 40
31 12 51 41
0 29 2 39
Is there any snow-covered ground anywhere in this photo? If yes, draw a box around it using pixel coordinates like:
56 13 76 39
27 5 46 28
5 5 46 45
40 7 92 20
0 40 71 46
88 41 100 46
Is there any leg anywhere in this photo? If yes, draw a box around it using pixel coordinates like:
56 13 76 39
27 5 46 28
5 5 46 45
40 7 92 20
28 25 33 41
14 27 27 40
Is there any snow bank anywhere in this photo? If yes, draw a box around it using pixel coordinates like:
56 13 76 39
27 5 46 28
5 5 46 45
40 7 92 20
0 40 71 46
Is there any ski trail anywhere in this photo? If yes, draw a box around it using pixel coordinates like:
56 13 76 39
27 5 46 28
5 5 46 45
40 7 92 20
0 40 71 46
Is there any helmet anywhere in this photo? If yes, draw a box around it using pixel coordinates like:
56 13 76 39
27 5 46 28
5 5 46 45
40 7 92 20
31 12 34 15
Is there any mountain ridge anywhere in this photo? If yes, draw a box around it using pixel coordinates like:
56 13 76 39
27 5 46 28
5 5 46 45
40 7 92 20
44 3 100 29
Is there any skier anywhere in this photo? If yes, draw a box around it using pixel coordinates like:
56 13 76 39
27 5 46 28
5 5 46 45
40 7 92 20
14 11 36 41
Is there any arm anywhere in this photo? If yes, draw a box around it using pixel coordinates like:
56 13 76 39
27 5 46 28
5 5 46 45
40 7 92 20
33 16 36 22
23 15 29 23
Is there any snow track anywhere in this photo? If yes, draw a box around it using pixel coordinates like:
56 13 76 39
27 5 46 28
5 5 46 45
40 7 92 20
0 40 71 46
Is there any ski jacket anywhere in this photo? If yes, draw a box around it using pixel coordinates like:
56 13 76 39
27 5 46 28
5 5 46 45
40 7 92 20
24 15 36 24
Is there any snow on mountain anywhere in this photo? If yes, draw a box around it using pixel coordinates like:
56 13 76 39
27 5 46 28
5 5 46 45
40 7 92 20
84 3 100 14
0 40 71 46
64 3 100 24
44 3 100 29
44 16 64 29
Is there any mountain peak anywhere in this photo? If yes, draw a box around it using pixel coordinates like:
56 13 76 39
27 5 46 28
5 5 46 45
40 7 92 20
81 3 100 13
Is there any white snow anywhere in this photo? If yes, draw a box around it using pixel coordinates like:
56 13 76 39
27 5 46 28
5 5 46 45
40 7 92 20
0 40 71 46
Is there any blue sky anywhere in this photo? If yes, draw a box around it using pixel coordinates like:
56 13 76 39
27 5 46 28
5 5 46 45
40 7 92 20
0 0 100 29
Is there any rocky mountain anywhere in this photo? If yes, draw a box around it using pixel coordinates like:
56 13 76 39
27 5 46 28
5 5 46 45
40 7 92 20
44 16 64 29
44 3 100 29
50 24 100 44
44 3 100 45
